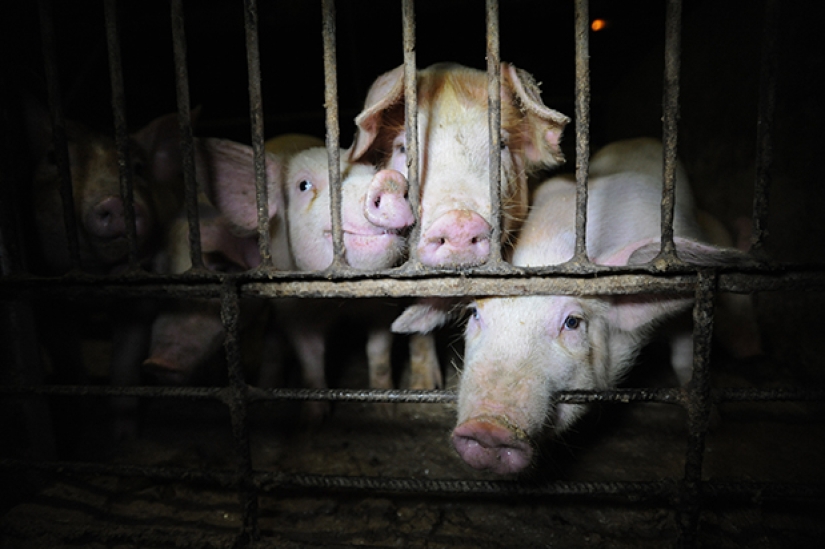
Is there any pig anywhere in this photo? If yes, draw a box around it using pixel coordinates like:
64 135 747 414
392 138 750 474
348 62 570 267
276 146 438 420
142 136 318 385
25 101 185 275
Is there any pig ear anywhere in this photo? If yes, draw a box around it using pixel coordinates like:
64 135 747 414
604 236 752 332
598 236 750 267
350 65 405 163
391 298 456 334
502 63 570 170
132 108 202 183
195 138 283 236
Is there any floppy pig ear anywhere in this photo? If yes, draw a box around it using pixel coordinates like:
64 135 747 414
603 236 752 333
391 298 457 334
132 108 201 184
350 65 405 163
502 63 570 169
195 138 283 236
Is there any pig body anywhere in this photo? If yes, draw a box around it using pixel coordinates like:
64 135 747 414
349 62 570 267
278 147 438 419
393 139 748 474
142 136 313 385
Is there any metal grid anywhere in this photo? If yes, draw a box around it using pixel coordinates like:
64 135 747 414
1 0 823 547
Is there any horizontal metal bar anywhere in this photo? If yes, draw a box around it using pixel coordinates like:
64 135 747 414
3 385 822 406
2 458 821 502
2 267 825 299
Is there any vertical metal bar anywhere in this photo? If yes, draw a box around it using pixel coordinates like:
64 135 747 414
37 0 81 272
751 0 779 258
321 0 345 270
103 0 140 270
676 270 717 547
660 0 682 263
243 0 272 269
170 0 203 271
486 0 503 266
220 278 258 545
572 0 591 265
402 0 421 268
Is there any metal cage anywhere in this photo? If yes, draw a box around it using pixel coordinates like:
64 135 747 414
1 0 823 547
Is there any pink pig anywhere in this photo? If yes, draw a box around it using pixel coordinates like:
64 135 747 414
25 101 186 275
276 147 433 419
349 62 570 267
393 138 750 474
142 136 307 385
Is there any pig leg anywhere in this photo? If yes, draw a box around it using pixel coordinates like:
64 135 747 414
109 302 154 441
366 327 396 417
289 325 331 424
366 327 394 390
408 333 442 390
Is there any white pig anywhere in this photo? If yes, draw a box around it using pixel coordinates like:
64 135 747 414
278 147 441 419
392 138 749 474
142 136 312 385
349 62 570 267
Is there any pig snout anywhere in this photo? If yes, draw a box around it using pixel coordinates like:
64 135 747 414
451 416 533 475
418 210 491 267
364 169 414 230
86 196 149 239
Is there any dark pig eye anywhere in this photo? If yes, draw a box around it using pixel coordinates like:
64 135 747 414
299 180 313 192
563 315 581 330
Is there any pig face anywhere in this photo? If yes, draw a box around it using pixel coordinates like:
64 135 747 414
350 62 570 267
25 105 187 275
285 147 413 271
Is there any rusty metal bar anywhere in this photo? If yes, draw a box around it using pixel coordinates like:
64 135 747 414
676 269 717 548
4 264 825 300
36 0 81 272
219 278 259 545
751 0 779 258
5 383 823 405
401 0 421 268
321 0 345 271
658 0 682 263
4 456 821 503
103 0 140 270
243 0 272 269
571 0 591 265
170 0 203 271
486 0 503 266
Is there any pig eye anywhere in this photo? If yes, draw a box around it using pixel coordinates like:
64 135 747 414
395 143 406 155
563 315 581 331
298 180 313 192
467 304 480 322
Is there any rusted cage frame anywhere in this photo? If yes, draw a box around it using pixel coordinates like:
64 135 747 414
1 0 823 547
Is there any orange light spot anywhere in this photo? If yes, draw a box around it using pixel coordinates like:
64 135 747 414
591 19 607 32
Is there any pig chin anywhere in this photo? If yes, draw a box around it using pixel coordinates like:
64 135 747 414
343 232 405 269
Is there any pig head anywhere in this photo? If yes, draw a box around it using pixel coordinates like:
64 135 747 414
285 146 413 270
393 138 751 474
143 137 297 384
349 62 570 268
25 102 186 274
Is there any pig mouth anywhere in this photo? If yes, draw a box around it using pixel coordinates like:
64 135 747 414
324 227 406 243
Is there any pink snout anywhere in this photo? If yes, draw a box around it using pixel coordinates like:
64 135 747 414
418 210 491 267
451 417 533 475
364 169 414 230
86 196 149 239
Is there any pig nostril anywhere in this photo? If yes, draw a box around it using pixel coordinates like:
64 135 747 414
374 196 381 208
438 237 446 246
